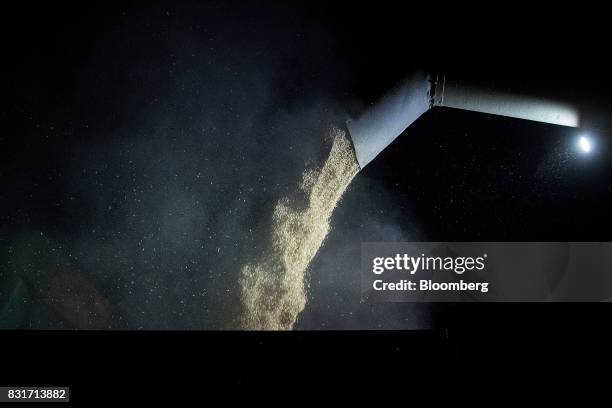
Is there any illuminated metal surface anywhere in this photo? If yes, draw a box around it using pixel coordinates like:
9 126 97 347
347 71 581 169
346 71 431 169
433 74 580 128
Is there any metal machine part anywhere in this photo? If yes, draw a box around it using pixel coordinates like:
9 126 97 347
346 71 432 169
347 71 581 169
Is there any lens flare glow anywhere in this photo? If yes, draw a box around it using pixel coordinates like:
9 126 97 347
578 135 592 153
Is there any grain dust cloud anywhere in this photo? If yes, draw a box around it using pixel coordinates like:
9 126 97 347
240 127 359 330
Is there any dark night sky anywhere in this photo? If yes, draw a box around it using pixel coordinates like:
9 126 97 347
1 1 611 330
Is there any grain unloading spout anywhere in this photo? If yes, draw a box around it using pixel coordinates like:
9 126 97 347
346 71 581 169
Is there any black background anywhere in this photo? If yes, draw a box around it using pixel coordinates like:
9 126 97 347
2 0 612 397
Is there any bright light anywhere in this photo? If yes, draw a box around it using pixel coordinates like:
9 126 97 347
578 135 592 153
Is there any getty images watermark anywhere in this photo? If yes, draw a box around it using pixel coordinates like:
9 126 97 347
361 242 612 302
372 252 489 294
